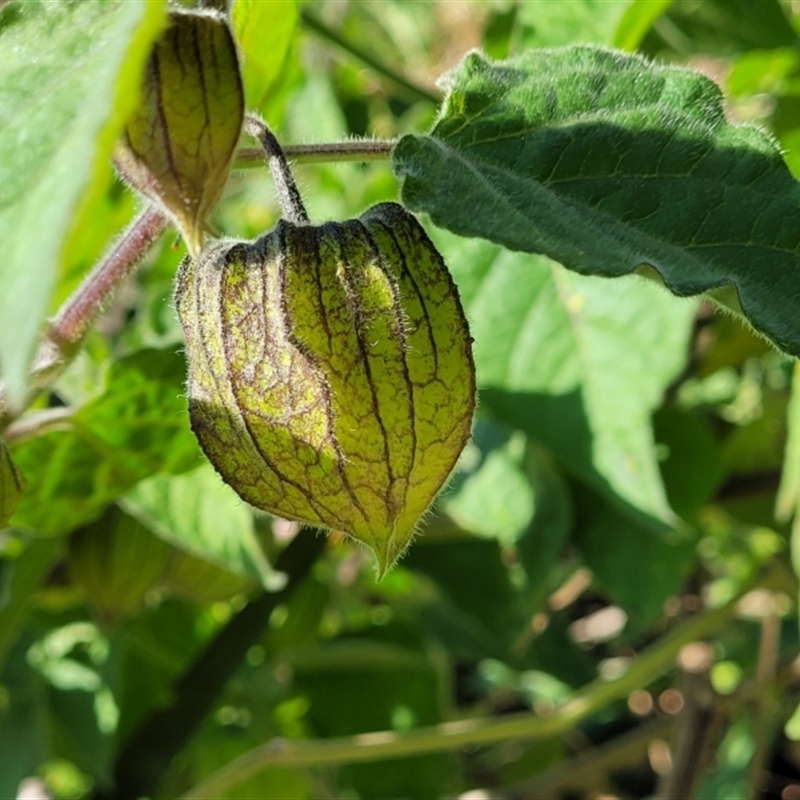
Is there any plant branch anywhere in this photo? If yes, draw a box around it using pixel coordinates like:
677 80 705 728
235 139 396 169
505 715 674 798
178 575 768 800
299 8 439 105
0 205 168 430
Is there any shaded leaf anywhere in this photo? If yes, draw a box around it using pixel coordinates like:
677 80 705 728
0 633 52 796
515 444 573 611
0 537 60 666
290 630 453 800
404 538 523 658
0 0 167 408
157 547 255 605
394 46 800 358
574 484 696 629
121 464 283 589
0 438 23 527
115 9 244 256
658 0 795 56
68 507 170 626
654 407 724 523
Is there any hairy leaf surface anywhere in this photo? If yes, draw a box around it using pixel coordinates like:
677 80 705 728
395 46 800 357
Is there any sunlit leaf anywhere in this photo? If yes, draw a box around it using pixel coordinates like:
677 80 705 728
0 0 167 408
10 348 200 534
232 0 298 109
434 230 694 524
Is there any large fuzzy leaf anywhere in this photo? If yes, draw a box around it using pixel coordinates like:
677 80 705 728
394 46 800 357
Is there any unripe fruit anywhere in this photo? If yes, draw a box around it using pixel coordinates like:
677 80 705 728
175 202 475 576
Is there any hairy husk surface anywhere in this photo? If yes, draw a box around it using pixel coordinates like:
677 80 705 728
175 202 475 576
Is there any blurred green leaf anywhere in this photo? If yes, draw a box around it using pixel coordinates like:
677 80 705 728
692 717 753 799
0 438 23 527
516 444 573 610
726 47 798 97
404 537 523 658
613 0 673 51
395 46 800 359
654 407 724 522
122 464 282 589
232 0 298 110
442 418 534 543
435 229 693 525
290 630 453 799
777 362 800 522
658 0 795 55
0 633 52 796
0 537 60 666
54 167 138 311
575 484 695 628
10 348 200 534
0 0 167 408
68 507 170 626
515 0 629 48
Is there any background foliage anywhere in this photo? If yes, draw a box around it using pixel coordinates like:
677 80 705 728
4 0 800 798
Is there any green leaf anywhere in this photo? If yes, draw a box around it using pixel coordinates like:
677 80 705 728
0 537 60 667
776 362 800 522
660 0 795 55
10 348 200 534
394 46 800 358
115 9 244 257
121 464 283 590
654 407 724 523
441 418 535 543
434 230 694 524
0 438 23 527
232 0 298 110
404 538 524 658
574 484 695 629
515 444 573 611
290 630 453 800
613 0 673 51
515 0 630 48
0 0 167 409
0 633 52 796
68 507 170 626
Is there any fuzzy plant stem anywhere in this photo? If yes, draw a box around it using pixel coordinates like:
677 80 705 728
243 116 309 223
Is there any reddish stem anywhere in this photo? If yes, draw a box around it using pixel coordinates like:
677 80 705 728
50 205 168 345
